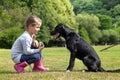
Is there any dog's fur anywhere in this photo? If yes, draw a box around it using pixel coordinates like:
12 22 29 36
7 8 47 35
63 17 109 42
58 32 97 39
51 24 105 72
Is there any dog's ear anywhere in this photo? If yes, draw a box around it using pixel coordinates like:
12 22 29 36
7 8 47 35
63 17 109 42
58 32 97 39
57 23 65 29
58 23 64 26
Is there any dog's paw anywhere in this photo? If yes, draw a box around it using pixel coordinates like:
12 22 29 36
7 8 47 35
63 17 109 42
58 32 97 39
82 70 86 72
66 70 71 72
82 69 89 72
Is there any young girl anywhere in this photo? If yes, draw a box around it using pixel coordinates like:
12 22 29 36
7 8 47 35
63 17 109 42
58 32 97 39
11 15 49 73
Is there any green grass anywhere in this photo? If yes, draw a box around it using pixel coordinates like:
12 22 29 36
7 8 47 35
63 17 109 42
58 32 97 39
0 45 120 80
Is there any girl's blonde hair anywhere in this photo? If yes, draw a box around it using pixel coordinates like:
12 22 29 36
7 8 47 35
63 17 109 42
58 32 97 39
25 15 42 29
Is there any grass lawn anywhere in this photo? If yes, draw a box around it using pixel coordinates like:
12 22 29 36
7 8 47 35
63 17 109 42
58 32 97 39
0 45 120 80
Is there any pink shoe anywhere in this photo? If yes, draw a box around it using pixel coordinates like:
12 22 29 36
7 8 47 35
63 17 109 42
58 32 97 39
33 66 49 71
33 58 49 71
14 61 28 73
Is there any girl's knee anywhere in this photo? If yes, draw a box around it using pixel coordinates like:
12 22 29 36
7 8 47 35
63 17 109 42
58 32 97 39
33 53 41 61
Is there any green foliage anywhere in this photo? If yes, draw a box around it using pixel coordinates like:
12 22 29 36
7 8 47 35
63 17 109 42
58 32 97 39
36 25 50 44
97 14 113 30
0 6 12 31
110 5 120 28
71 0 95 14
115 27 120 33
76 13 101 43
100 0 120 10
99 29 119 44
30 0 78 45
110 4 120 17
0 0 31 48
78 27 91 44
71 0 120 15
99 30 110 44
0 0 120 48
0 27 23 48
32 0 78 31
108 29 120 44
115 27 120 43
71 0 120 45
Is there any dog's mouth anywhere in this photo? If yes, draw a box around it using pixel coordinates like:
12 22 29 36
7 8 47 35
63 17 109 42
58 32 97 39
53 33 60 40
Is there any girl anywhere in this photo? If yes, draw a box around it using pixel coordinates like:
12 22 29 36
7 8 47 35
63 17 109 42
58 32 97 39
11 15 49 73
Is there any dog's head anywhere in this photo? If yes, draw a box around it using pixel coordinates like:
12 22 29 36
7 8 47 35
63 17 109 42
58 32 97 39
51 24 64 40
51 23 73 40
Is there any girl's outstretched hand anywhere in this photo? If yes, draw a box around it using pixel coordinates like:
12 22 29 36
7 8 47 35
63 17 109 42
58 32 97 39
39 42 44 51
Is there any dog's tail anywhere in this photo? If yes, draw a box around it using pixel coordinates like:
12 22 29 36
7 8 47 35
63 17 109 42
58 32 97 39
106 69 120 72
99 67 120 72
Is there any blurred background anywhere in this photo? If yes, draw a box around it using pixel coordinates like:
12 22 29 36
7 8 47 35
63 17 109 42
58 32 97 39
0 0 120 48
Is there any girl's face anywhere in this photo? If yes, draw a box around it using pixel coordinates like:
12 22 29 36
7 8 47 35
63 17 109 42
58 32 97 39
28 22 41 35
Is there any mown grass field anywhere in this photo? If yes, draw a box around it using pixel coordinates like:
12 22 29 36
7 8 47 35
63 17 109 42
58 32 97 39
0 45 120 80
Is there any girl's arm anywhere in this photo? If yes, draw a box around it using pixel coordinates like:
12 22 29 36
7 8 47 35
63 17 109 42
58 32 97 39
21 37 41 55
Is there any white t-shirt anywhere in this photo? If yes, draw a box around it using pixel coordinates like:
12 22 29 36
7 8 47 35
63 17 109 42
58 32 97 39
11 31 39 63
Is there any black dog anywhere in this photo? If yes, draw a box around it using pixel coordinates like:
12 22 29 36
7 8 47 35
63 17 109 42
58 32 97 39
51 24 105 72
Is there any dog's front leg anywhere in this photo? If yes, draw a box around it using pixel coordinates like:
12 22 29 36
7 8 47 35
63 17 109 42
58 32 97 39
66 52 76 72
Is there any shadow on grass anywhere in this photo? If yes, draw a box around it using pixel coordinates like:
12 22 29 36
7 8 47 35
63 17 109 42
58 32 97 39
0 69 120 74
48 69 120 73
0 71 17 74
106 69 120 73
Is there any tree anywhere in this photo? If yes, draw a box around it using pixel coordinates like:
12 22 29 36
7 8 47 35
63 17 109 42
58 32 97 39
0 0 31 32
0 6 12 32
100 0 120 10
76 13 101 44
115 27 120 43
0 0 31 48
70 0 120 44
97 14 113 30
32 0 77 30
78 27 91 44
99 30 110 44
99 29 119 44
108 29 119 44
110 4 120 17
71 0 95 14
31 0 78 44
110 4 120 28
0 27 23 48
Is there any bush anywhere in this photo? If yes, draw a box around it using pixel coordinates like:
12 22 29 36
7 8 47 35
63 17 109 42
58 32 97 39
78 27 91 44
0 27 23 48
99 29 119 45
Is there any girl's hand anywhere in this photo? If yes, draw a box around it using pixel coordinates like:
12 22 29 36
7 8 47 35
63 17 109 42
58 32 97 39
39 42 44 51
33 40 39 48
